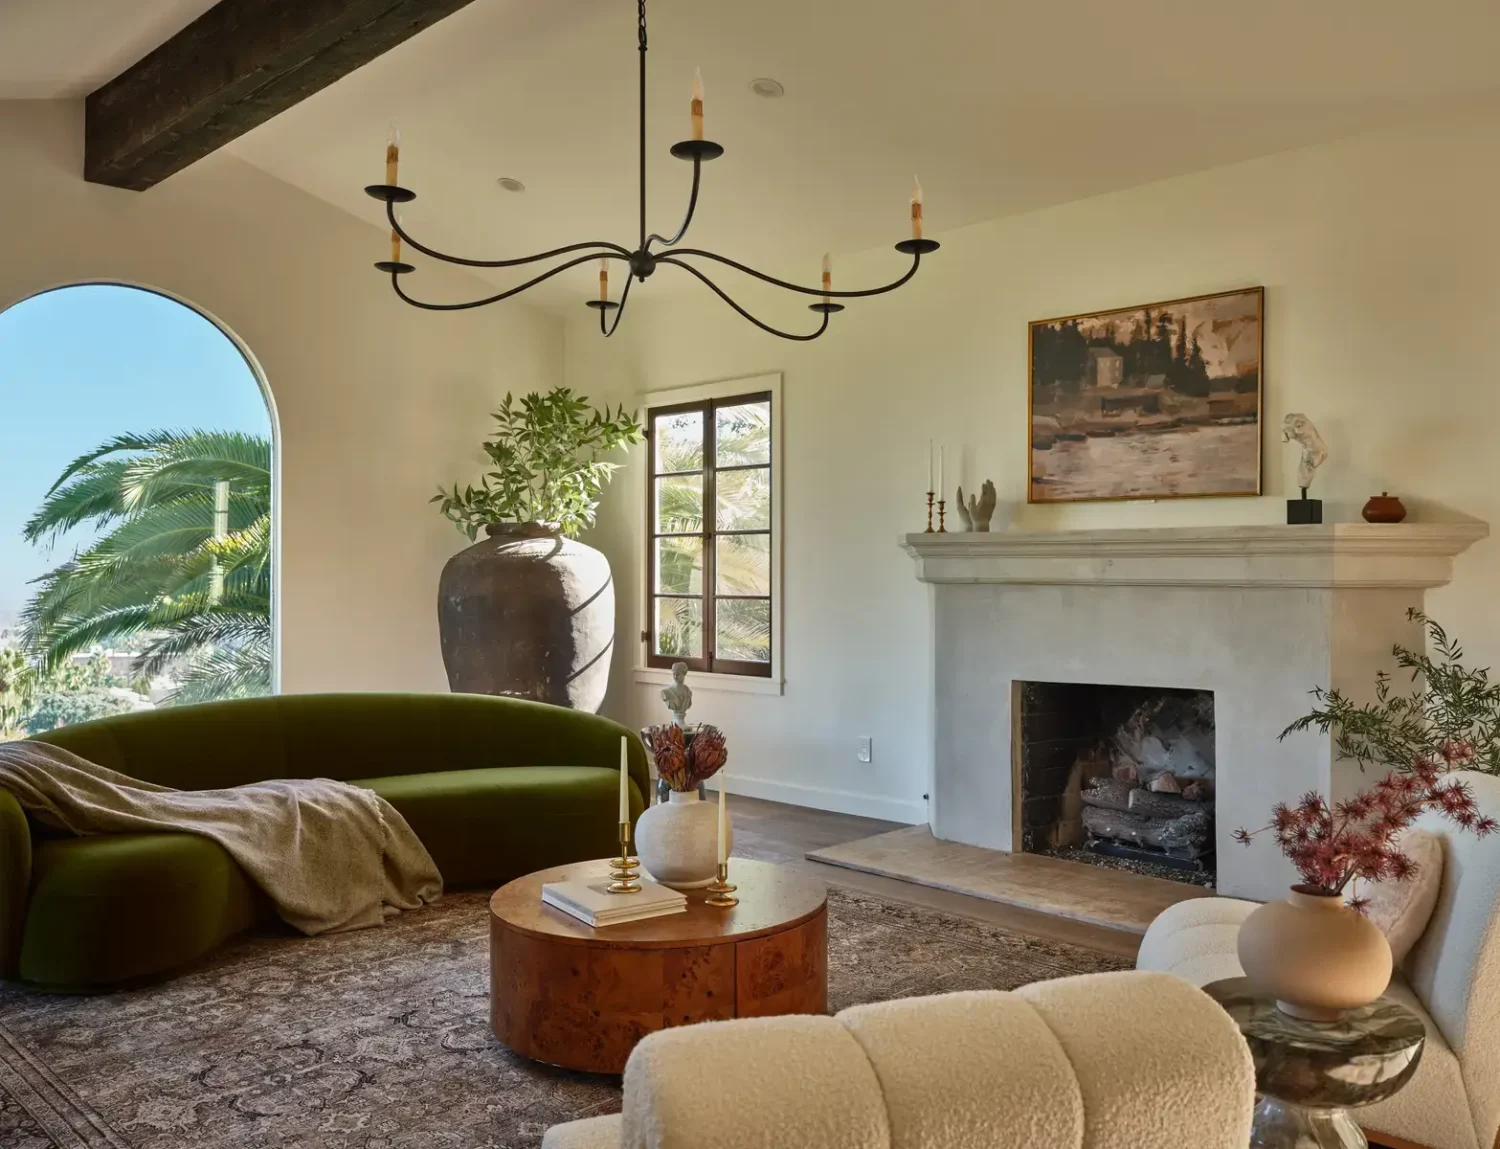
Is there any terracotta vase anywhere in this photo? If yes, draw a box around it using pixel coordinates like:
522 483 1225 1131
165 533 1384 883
635 790 730 889
1361 493 1407 523
1237 885 1393 1020
436 523 614 712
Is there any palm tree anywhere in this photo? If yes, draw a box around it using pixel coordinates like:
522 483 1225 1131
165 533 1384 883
21 429 272 704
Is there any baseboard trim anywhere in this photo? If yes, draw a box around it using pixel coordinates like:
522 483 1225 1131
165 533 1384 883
714 775 927 824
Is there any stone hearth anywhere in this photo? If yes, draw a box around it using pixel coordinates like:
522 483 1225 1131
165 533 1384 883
902 522 1486 901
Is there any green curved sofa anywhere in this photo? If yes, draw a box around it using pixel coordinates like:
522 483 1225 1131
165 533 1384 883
1 692 649 992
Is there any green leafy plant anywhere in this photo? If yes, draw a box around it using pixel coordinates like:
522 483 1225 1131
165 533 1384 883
433 390 643 541
0 648 36 740
1280 610 1500 777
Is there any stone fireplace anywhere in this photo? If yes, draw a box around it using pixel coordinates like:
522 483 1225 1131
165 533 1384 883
902 522 1486 901
1016 681 1215 884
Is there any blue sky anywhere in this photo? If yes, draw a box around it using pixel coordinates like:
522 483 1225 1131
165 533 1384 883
0 285 272 617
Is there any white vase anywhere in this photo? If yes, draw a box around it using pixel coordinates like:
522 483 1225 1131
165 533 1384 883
635 790 730 890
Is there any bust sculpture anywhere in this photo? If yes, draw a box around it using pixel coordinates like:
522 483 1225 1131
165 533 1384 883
1281 413 1328 497
661 661 693 727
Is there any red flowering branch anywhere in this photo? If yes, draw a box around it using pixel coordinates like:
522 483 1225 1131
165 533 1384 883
1235 752 1496 906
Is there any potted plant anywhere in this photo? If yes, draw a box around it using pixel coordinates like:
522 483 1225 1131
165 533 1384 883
433 389 642 711
635 724 729 888
1235 611 1497 1019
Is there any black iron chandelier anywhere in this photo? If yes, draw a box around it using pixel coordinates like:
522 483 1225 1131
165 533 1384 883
365 0 940 341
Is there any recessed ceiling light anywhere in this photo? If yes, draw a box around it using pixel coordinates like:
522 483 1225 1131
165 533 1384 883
749 77 785 99
496 177 526 192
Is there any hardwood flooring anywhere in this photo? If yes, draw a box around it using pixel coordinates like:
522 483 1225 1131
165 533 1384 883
725 792 1143 961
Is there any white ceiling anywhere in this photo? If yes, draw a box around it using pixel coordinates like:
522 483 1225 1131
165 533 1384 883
0 0 218 98
10 0 1500 308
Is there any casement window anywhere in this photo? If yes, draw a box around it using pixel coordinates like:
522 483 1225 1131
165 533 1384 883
645 387 775 679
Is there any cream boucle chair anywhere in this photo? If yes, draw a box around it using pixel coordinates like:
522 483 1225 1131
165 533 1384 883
542 970 1255 1149
1137 770 1500 1149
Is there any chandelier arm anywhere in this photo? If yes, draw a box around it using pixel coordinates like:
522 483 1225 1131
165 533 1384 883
385 203 630 268
645 159 702 250
392 253 619 311
664 247 923 298
601 270 635 337
658 257 831 342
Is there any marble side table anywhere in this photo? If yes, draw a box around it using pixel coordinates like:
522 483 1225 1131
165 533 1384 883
1204 978 1425 1149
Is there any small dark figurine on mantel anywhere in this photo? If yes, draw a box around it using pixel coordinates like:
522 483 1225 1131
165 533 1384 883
1282 413 1327 524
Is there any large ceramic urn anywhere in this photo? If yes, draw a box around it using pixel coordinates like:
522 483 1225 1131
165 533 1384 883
437 523 614 712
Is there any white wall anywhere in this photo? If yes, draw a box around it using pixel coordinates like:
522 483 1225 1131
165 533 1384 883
0 101 562 693
570 104 1500 824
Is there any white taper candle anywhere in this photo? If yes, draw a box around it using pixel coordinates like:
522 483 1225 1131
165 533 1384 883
619 736 629 823
717 770 728 864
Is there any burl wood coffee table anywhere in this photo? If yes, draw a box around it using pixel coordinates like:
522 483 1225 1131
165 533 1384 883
489 857 828 1073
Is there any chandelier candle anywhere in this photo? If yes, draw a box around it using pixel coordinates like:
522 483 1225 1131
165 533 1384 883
385 125 399 186
822 253 832 304
599 259 609 302
911 177 923 240
691 67 704 141
363 0 940 339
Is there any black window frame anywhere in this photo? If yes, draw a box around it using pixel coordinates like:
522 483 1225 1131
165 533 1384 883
644 390 773 678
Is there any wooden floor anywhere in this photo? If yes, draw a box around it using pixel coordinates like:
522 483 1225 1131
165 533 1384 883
726 792 1143 961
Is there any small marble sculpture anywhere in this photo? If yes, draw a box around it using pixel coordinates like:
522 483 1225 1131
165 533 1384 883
661 661 693 727
954 480 998 532
1281 413 1328 497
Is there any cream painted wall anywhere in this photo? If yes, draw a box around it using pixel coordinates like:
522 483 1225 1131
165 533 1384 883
0 100 562 693
569 104 1500 823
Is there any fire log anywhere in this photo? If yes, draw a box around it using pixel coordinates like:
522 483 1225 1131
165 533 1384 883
1081 806 1213 856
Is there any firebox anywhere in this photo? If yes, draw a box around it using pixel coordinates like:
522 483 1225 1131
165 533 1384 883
1014 681 1216 885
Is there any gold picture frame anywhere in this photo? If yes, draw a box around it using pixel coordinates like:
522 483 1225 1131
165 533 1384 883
1027 286 1264 503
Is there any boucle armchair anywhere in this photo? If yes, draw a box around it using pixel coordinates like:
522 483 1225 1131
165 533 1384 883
1137 770 1500 1149
542 970 1255 1149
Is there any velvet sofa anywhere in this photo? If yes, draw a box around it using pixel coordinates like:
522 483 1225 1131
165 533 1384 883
1 692 649 992
541 970 1256 1149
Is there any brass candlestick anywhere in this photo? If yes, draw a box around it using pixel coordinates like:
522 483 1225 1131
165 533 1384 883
924 490 935 533
937 498 947 533
705 861 738 907
607 821 642 894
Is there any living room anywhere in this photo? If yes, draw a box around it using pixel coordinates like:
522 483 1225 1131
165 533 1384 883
1 2 1498 1148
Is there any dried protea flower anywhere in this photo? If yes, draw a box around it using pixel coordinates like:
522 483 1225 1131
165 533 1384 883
686 726 727 787
644 723 690 791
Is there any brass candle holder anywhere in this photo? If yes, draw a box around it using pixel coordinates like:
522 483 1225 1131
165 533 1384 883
924 491 935 533
705 861 739 907
607 820 642 894
936 498 947 533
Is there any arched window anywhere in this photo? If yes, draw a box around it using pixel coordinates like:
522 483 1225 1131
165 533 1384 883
0 284 276 737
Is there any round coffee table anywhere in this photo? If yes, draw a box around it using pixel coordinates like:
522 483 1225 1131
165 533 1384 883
489 858 828 1073
1204 978 1426 1148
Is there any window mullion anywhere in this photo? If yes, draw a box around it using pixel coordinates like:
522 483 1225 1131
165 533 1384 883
704 399 717 672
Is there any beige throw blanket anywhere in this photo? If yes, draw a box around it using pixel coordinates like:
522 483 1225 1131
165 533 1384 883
0 740 442 935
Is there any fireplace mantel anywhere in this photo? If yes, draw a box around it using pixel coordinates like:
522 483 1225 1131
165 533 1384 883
901 518 1489 901
901 522 1487 589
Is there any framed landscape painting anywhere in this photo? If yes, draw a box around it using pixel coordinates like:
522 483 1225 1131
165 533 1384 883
1028 287 1263 503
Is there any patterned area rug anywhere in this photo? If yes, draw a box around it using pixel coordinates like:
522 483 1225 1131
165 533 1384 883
0 886 1128 1149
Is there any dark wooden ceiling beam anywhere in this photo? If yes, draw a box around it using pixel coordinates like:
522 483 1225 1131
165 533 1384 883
85 0 479 191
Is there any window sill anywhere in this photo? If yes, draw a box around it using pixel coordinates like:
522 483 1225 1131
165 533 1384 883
632 666 783 696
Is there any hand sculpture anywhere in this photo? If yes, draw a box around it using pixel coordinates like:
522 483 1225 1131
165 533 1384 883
955 480 998 532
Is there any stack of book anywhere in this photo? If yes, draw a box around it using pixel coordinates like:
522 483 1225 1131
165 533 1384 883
541 878 688 927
